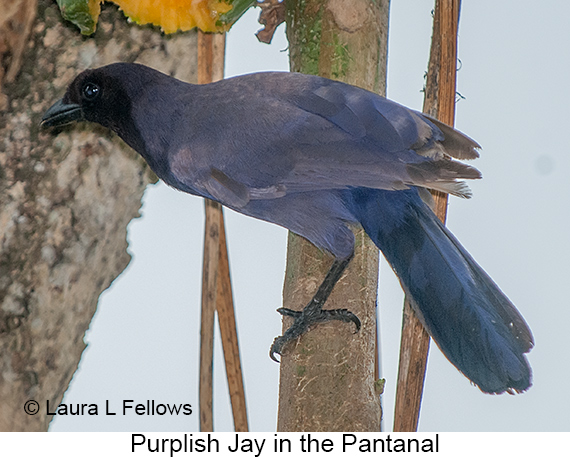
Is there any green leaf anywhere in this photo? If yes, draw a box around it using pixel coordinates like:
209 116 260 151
217 0 257 28
56 0 101 36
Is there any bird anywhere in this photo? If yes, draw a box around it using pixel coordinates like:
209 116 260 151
41 62 533 394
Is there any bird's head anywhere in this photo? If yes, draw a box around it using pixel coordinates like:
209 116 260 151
42 67 121 131
41 63 168 133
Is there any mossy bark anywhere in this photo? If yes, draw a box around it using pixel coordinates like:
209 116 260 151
0 0 197 431
277 0 389 432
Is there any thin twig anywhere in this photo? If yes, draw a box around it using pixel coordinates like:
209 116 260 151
199 198 220 432
216 209 249 431
393 0 461 432
198 31 248 432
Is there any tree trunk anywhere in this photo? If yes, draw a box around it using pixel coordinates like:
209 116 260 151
0 0 197 431
277 0 389 432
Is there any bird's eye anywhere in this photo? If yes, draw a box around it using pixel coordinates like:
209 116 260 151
82 82 100 101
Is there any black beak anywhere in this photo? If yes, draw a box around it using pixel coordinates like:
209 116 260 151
41 99 83 127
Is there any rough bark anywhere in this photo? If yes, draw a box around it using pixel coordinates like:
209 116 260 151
277 0 389 432
0 1 197 431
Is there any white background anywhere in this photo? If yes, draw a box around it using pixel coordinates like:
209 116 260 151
5 432 569 456
50 1 570 432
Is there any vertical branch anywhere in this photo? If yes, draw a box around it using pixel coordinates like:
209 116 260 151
216 209 249 432
197 31 248 432
393 0 461 432
278 0 389 432
199 197 220 432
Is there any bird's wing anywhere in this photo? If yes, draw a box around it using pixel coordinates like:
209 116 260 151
281 79 481 196
168 73 480 208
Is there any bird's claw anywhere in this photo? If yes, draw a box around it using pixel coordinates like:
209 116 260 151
276 307 301 318
269 306 361 362
269 337 284 362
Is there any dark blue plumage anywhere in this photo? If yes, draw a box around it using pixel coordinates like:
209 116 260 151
41 63 533 393
349 188 532 392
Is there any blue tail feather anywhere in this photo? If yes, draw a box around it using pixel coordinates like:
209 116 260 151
349 188 533 393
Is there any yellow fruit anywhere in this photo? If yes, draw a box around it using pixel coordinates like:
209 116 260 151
112 0 233 33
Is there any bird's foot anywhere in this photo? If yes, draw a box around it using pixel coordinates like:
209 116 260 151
269 306 361 362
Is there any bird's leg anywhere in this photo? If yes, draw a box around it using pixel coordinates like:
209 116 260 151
270 253 360 361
